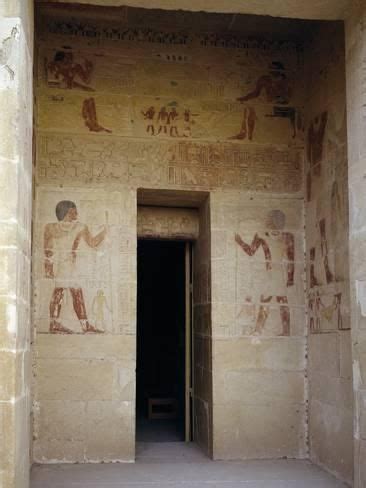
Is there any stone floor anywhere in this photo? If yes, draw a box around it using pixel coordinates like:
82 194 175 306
31 442 348 488
136 417 183 442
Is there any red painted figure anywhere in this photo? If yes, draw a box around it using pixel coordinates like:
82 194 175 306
319 218 334 284
142 106 156 135
307 112 328 175
157 106 169 135
229 107 257 141
235 209 294 336
44 200 107 334
168 107 179 137
237 62 292 105
82 98 112 133
47 51 94 91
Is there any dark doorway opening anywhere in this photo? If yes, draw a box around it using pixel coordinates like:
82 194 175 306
136 240 188 442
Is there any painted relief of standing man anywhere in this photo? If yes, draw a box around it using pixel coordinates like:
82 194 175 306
157 106 169 135
44 200 107 334
141 106 156 135
168 107 179 137
183 109 194 138
92 289 111 331
235 209 295 336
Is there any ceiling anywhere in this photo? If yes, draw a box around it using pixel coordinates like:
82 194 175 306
37 0 352 21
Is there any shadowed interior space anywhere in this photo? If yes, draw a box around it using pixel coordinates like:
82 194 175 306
136 240 187 442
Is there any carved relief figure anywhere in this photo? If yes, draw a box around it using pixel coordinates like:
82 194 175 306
235 62 299 138
47 51 94 91
183 109 193 138
92 289 111 330
307 112 328 175
229 106 257 141
309 247 320 288
235 209 294 336
309 219 334 288
319 218 334 284
141 105 195 138
238 62 292 105
141 106 155 135
309 291 343 333
309 291 321 333
321 293 342 329
168 107 179 137
330 180 345 245
157 106 169 135
44 200 107 334
82 98 112 133
309 217 335 288
306 112 328 202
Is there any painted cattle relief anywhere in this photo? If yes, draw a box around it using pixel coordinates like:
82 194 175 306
235 209 294 336
44 200 107 334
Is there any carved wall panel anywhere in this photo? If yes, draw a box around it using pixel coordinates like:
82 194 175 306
33 4 309 463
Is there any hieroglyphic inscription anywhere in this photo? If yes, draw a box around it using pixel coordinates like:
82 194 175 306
45 17 300 56
37 133 302 193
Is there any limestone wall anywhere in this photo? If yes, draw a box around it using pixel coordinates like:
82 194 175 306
0 0 33 486
345 2 366 486
303 23 353 484
33 188 137 462
211 193 306 459
33 5 307 462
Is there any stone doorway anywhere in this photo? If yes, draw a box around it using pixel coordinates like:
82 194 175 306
5 1 366 485
136 239 191 443
136 189 212 457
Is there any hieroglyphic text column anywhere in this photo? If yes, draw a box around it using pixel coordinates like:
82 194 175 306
345 2 366 486
0 0 33 486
